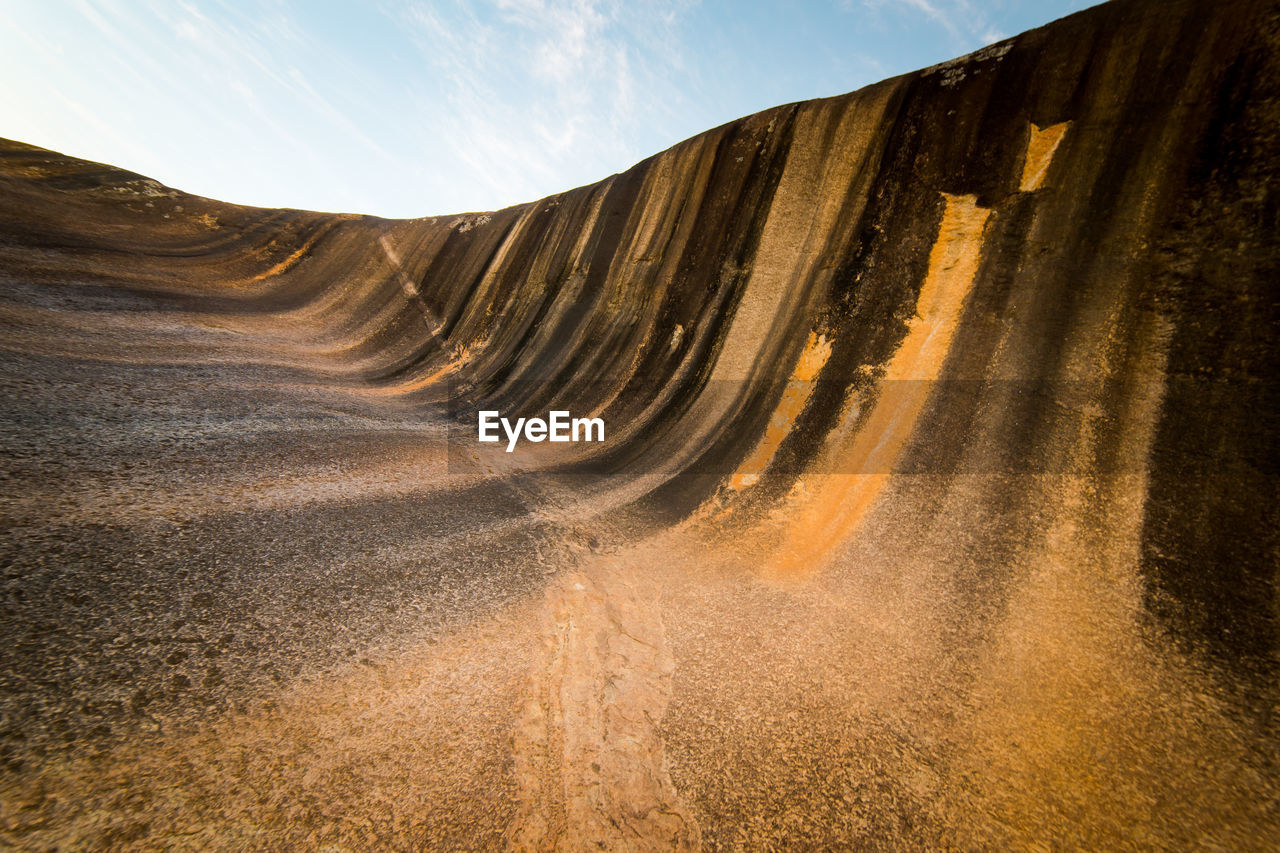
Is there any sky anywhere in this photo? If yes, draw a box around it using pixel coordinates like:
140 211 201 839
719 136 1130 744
2 0 1101 218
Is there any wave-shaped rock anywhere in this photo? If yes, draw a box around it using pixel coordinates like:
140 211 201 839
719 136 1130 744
1 0 1276 848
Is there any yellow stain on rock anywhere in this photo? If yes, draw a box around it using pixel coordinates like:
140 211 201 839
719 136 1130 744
729 331 832 490
768 193 992 575
1020 122 1071 191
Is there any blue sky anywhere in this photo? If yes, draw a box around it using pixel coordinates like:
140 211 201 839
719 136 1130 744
2 1 1100 218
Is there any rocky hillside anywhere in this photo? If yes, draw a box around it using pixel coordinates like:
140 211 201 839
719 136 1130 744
0 0 1276 848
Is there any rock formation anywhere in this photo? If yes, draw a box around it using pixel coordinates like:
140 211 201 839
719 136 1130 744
0 0 1276 848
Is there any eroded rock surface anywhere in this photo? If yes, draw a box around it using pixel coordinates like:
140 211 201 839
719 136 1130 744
1 0 1277 848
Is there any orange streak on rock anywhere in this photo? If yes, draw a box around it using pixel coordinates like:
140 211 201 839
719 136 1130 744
729 331 832 490
770 193 991 575
357 352 468 397
1020 122 1071 191
244 224 335 284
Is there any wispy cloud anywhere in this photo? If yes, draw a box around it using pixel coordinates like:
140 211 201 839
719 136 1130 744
2 0 1080 217
392 0 695 208
853 0 1007 49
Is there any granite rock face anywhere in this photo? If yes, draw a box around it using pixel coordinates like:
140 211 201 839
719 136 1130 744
1 0 1277 848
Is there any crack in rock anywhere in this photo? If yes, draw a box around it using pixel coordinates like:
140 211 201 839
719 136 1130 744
508 568 700 852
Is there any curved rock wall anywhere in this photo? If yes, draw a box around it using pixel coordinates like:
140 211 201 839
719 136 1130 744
1 0 1276 848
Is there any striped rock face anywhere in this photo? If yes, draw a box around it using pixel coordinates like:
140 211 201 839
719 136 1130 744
1 0 1277 849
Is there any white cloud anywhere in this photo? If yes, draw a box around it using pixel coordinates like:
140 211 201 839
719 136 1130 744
1 0 1080 217
855 0 1000 50
392 0 695 208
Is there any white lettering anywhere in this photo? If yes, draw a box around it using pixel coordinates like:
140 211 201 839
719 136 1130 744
573 417 604 442
549 410 570 442
478 411 500 442
479 411 604 451
503 417 525 453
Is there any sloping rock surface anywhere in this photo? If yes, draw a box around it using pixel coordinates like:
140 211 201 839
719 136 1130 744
0 0 1277 848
